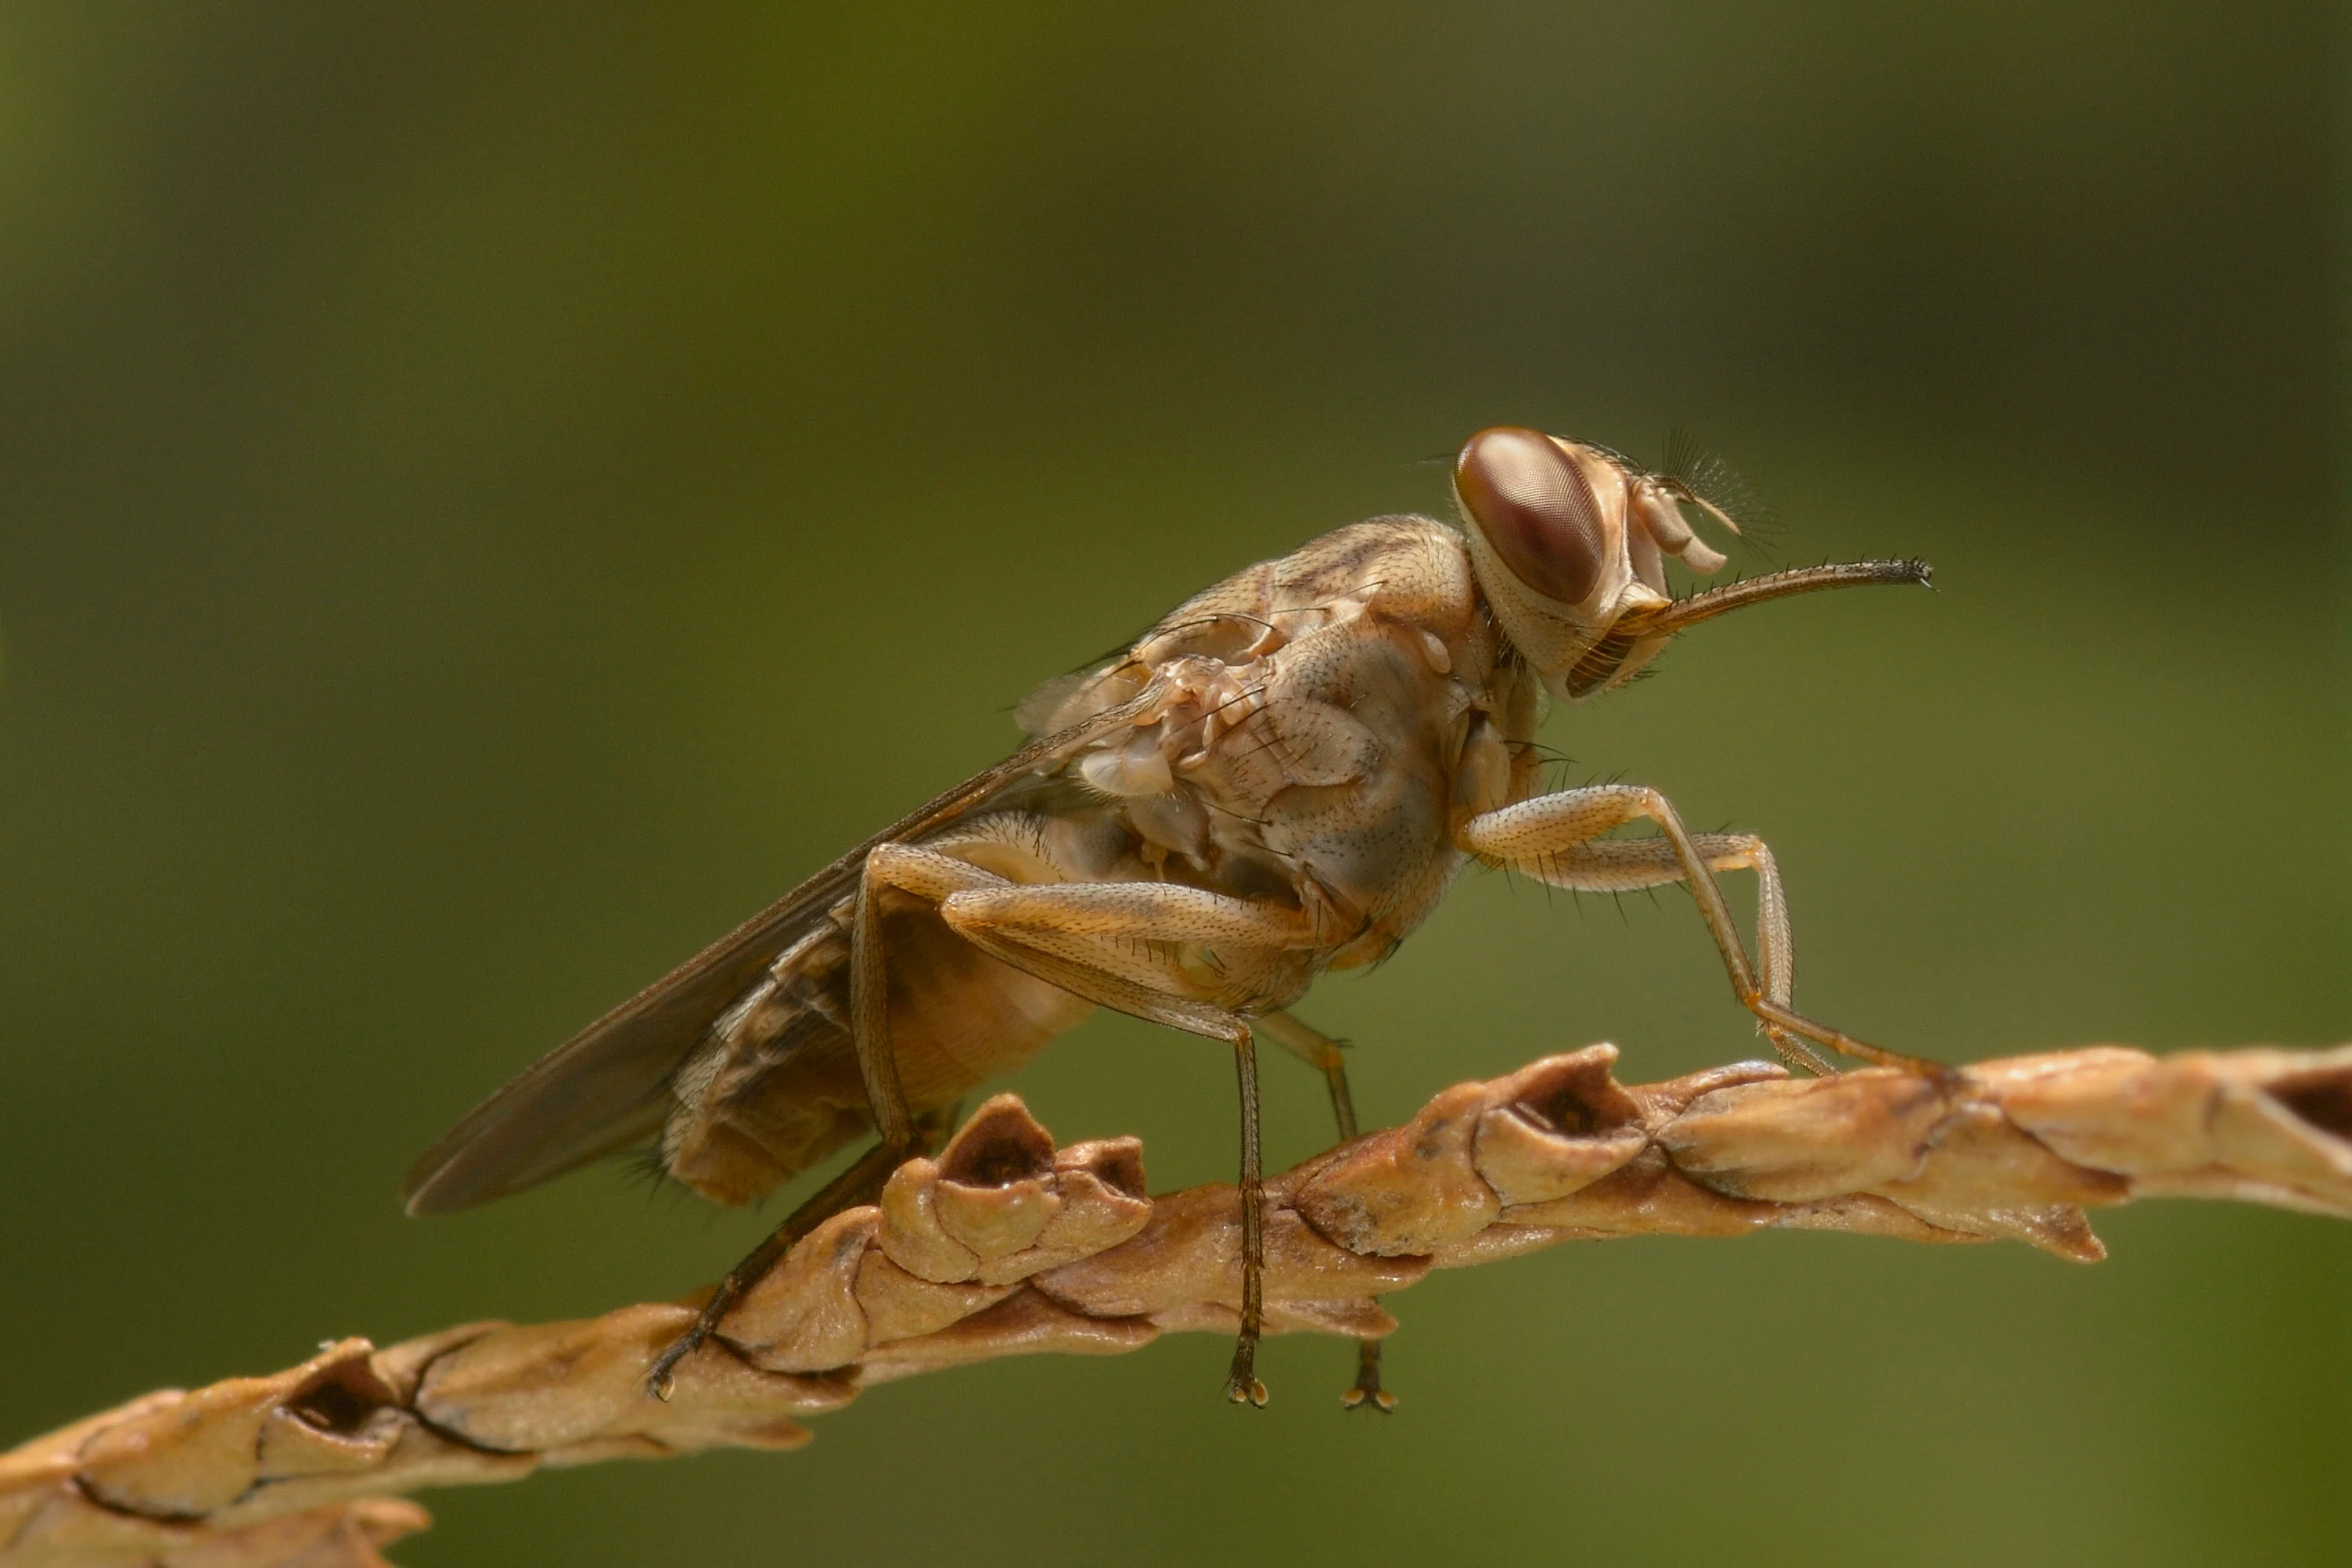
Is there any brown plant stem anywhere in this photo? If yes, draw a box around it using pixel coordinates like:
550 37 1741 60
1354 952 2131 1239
8 1040 2352 1567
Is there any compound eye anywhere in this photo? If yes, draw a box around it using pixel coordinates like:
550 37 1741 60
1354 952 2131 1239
1454 426 1606 605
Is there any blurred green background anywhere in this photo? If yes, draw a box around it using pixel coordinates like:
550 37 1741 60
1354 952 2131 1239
2 5 2347 1565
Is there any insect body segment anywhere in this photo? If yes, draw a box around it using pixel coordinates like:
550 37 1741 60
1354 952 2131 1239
403 427 1933 1409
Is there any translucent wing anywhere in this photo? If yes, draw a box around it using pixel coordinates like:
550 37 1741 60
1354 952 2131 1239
398 864 858 1214
1012 667 1101 737
399 690 1162 1215
1012 646 1138 737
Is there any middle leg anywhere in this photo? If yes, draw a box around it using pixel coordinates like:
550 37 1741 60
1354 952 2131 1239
1257 1009 1394 1411
1270 1010 1392 1419
937 878 1327 1406
1258 1008 1359 1142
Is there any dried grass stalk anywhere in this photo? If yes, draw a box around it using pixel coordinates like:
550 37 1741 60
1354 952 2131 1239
9 1040 2352 1567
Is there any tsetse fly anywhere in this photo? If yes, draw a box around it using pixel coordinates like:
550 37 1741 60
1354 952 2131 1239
403 426 1934 1408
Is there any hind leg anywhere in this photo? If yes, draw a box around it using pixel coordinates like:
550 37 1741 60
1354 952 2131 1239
646 847 991 1395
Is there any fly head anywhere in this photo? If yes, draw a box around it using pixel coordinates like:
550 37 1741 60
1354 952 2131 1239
1451 425 1929 702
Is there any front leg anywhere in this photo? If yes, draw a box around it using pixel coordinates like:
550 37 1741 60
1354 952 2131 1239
1458 785 1942 1076
1505 828 1829 1075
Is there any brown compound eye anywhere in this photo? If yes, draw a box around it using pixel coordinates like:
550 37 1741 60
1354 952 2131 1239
1454 426 1606 605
